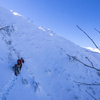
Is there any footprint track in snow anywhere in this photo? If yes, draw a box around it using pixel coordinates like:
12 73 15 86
1 76 18 100
26 67 35 80
25 67 40 92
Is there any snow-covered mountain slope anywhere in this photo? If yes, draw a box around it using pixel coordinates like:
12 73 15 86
0 6 100 100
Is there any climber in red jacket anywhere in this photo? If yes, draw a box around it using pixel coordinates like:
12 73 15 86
17 58 25 70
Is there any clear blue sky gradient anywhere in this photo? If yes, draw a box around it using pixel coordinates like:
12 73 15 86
0 0 100 48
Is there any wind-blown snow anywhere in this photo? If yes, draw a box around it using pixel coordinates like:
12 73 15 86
10 10 22 16
0 6 100 100
86 47 100 53
13 12 22 16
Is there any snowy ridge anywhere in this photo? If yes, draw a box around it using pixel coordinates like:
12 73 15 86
0 6 100 100
85 47 100 53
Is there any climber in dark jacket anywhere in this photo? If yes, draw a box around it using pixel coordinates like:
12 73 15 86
13 64 19 76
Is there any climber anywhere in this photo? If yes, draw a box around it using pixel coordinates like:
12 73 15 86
17 58 25 70
13 64 20 76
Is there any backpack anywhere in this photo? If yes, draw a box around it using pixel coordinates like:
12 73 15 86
17 59 21 64
22 59 24 63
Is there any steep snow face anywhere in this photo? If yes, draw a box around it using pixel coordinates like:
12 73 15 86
0 6 100 100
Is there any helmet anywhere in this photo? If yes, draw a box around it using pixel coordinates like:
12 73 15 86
21 57 23 60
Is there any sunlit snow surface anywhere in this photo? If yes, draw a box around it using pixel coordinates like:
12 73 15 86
0 6 100 100
86 47 100 53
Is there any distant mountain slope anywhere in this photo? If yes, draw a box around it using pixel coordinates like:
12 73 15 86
0 6 100 100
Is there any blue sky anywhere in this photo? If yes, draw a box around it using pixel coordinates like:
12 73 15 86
0 0 100 48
